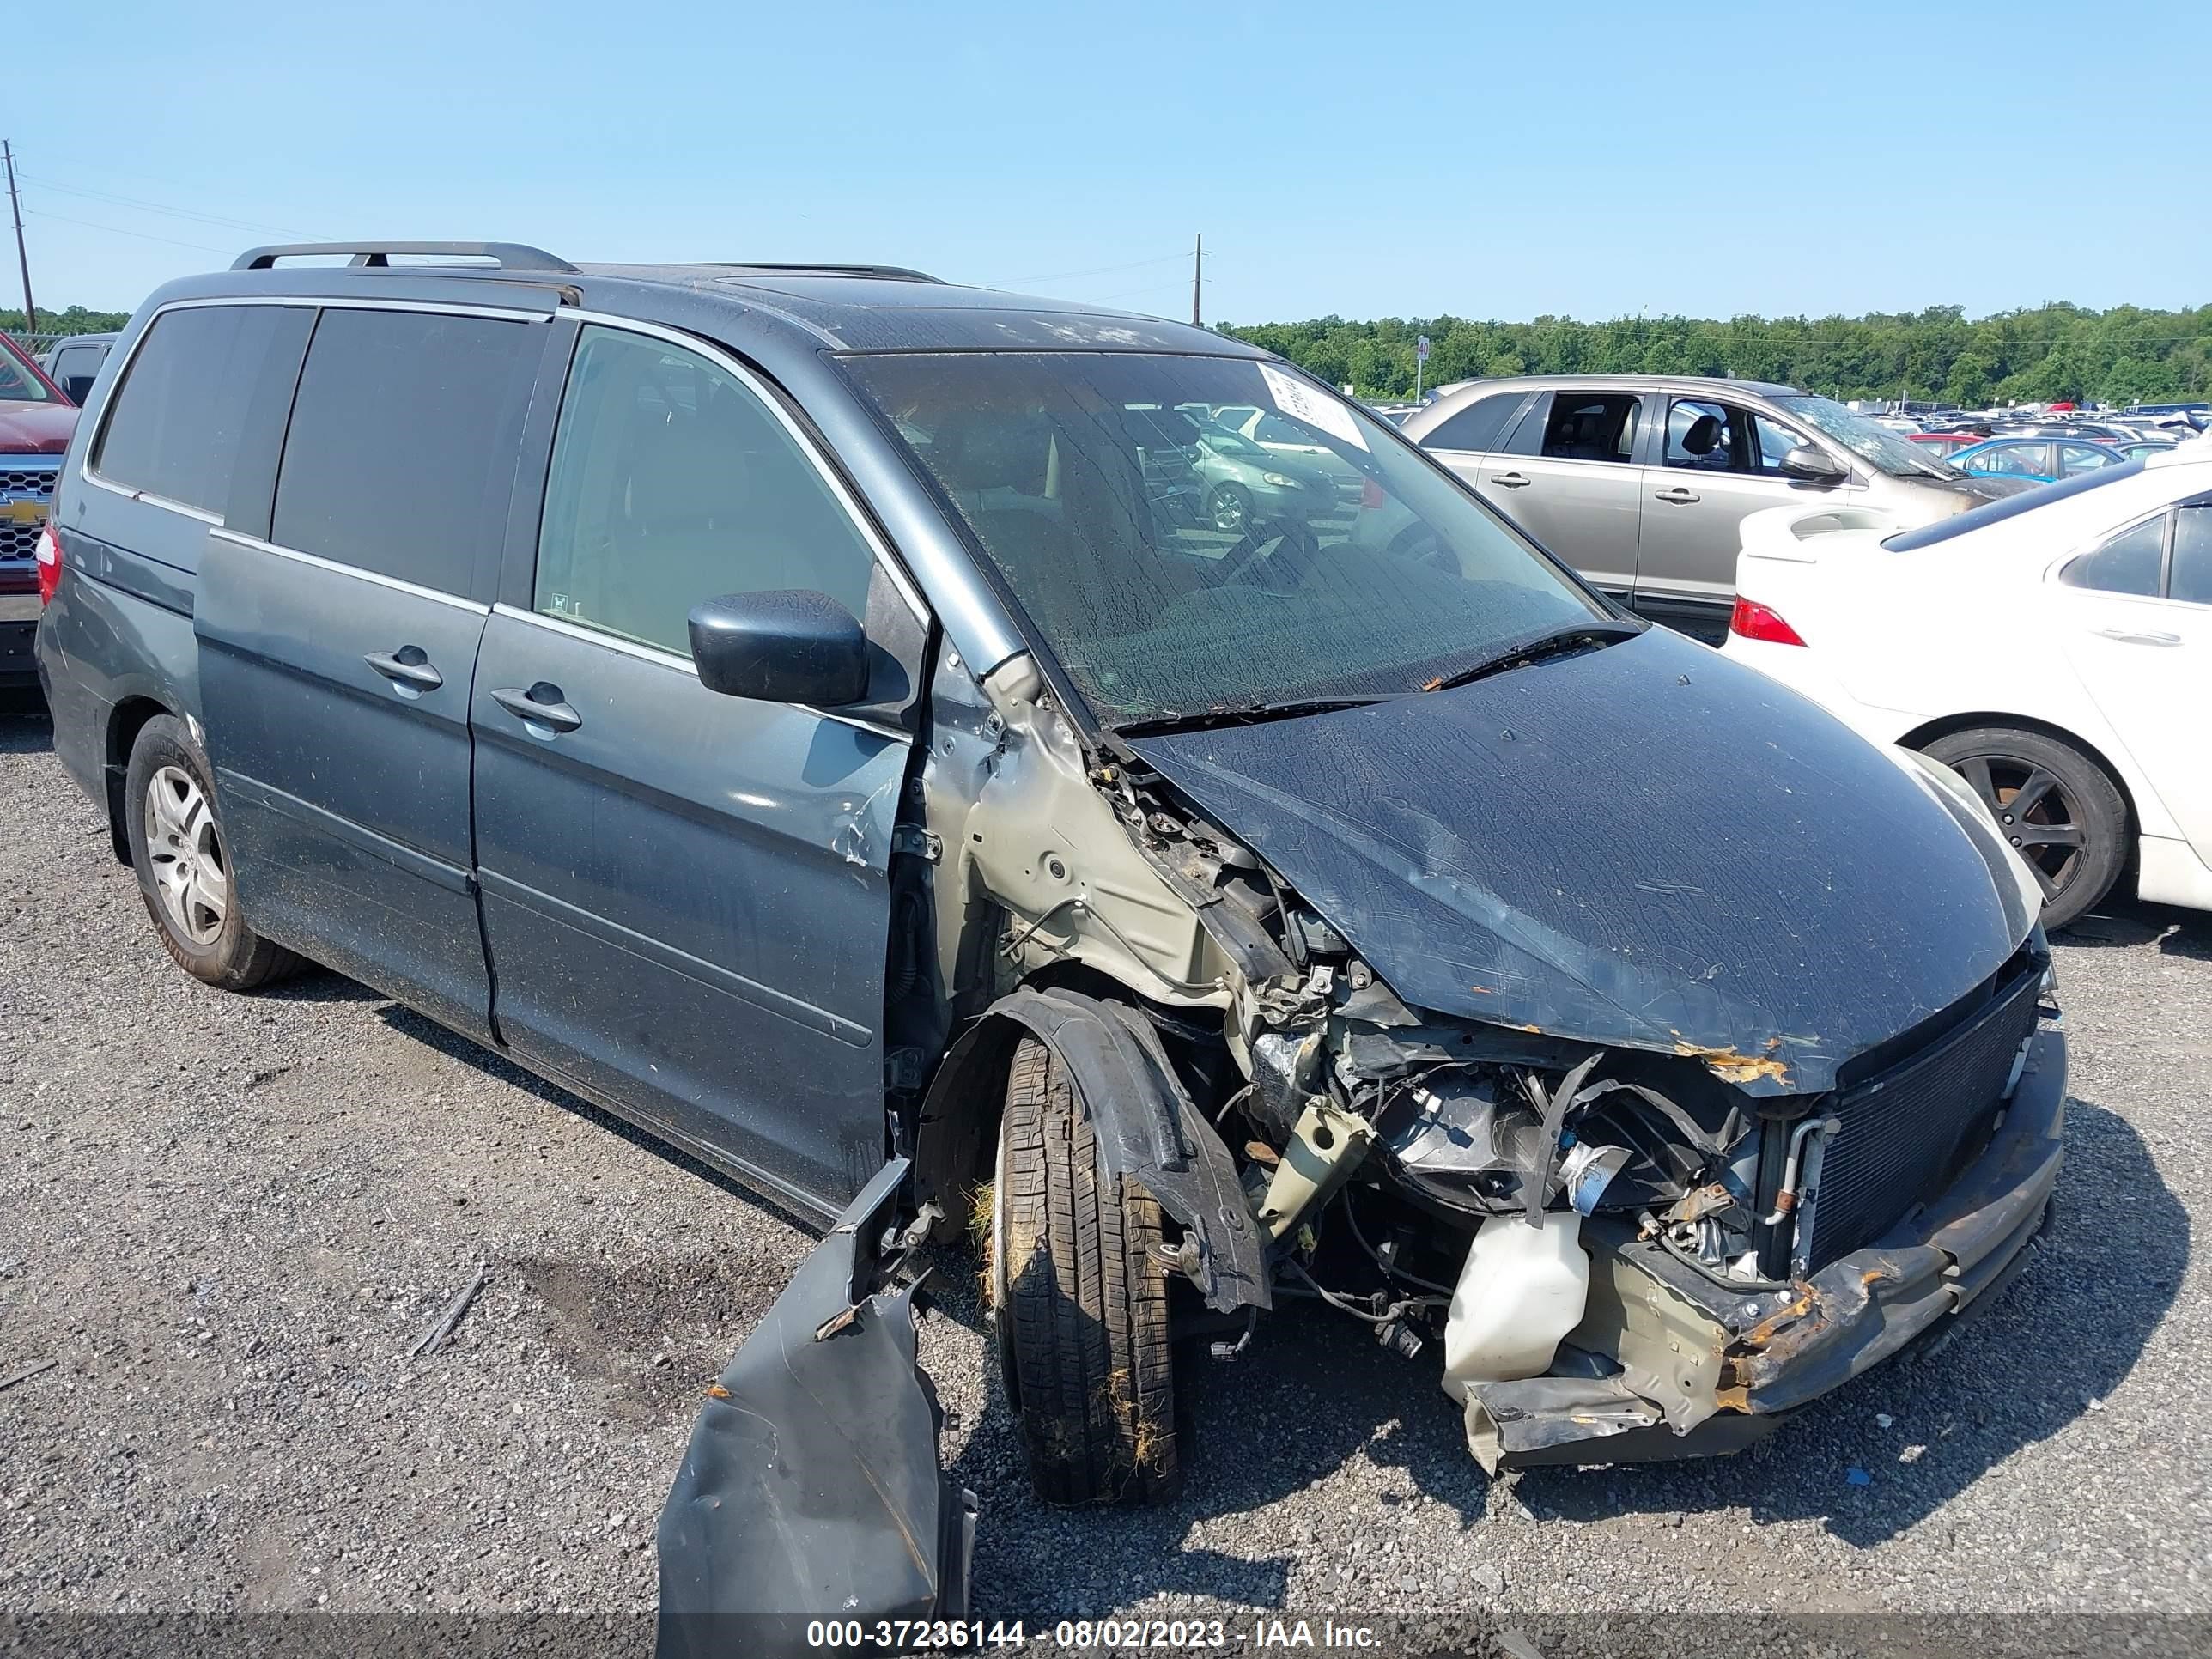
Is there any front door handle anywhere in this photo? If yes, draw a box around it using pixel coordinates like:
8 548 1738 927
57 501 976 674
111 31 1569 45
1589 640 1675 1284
1492 471 1531 489
491 683 583 734
1653 486 1701 505
364 647 443 692
2091 627 2180 647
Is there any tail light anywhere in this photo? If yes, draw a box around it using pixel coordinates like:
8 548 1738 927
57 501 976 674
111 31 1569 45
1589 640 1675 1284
1359 477 1386 510
35 520 62 606
1729 595 1805 646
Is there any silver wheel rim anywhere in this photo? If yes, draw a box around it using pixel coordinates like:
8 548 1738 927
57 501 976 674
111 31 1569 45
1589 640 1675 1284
1211 487 1247 532
143 764 228 945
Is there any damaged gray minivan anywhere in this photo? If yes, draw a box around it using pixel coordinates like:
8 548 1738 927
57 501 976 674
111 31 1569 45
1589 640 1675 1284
36 245 2065 1641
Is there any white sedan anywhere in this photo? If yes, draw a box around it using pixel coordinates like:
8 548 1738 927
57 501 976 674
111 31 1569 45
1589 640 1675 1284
1722 441 2212 927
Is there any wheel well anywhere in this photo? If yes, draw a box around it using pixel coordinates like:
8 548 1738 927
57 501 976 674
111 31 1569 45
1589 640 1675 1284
103 696 173 864
1896 709 2138 837
912 964 1157 1244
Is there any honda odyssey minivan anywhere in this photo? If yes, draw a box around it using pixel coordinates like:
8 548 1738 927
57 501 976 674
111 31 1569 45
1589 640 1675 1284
38 244 2066 1644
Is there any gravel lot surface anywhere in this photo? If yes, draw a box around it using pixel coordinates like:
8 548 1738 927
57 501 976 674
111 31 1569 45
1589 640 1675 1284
4 696 2209 1642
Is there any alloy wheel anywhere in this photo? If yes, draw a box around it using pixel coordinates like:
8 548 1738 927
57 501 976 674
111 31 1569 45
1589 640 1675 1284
1948 752 2085 901
143 764 229 945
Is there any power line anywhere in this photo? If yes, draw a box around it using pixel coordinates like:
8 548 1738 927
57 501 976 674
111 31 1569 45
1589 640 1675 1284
21 207 233 255
1000 250 1189 287
20 172 325 240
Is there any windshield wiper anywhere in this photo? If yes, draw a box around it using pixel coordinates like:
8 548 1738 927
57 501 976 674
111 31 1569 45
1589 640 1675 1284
1115 696 1386 738
1417 620 1642 695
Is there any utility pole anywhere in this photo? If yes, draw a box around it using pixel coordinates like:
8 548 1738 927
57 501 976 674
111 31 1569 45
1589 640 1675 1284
1190 233 1202 328
3 141 32 337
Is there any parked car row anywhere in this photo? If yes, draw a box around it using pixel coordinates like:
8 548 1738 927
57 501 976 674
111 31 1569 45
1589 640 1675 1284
31 242 2069 1641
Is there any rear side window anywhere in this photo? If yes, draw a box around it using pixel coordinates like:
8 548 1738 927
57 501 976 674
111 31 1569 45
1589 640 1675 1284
2172 506 2212 605
1422 391 1524 454
271 307 541 592
2061 514 2165 597
93 306 313 518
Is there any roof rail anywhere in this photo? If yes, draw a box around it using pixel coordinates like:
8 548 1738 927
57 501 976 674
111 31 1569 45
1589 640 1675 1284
703 262 945 283
232 241 580 273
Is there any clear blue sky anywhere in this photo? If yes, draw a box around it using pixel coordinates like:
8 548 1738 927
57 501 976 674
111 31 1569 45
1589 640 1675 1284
21 0 2212 325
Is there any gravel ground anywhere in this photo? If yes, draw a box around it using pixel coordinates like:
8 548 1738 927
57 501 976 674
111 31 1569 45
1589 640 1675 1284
4 696 2209 1639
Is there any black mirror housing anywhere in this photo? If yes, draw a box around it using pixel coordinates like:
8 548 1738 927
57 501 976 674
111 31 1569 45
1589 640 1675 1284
1780 443 1847 485
688 590 870 708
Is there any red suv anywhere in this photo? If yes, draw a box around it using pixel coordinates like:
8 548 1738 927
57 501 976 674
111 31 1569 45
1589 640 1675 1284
0 329 76 688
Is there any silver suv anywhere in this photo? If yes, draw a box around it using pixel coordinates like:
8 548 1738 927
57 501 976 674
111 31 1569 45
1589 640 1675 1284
1400 374 2027 639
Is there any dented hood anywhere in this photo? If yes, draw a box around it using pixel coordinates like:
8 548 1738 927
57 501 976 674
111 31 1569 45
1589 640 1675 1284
1127 626 2033 1093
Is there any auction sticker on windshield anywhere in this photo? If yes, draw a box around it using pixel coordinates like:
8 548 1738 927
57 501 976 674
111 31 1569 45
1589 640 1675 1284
1259 363 1368 452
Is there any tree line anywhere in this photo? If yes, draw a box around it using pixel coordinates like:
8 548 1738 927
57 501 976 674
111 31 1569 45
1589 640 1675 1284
1221 302 2212 408
13 298 2210 410
3 305 132 343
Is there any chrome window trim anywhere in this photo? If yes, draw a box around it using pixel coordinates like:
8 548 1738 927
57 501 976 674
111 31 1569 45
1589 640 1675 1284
78 293 552 518
208 526 489 613
556 308 931 626
489 601 910 744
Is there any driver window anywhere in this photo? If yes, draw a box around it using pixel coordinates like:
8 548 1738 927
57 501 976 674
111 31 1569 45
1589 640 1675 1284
535 325 878 658
1664 398 1747 471
1752 414 1816 475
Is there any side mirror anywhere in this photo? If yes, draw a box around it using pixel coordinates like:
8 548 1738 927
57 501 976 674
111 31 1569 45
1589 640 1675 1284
1779 444 1847 486
688 590 869 708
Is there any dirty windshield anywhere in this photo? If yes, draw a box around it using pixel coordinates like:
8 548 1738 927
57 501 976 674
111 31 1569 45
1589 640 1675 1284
842 351 1609 726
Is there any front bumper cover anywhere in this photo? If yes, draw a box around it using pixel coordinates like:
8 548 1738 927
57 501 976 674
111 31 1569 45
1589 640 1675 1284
1467 1024 2065 1469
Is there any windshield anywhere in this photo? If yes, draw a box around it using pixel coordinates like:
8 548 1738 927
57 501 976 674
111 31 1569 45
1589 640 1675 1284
840 351 1613 726
1772 393 1956 479
0 332 60 404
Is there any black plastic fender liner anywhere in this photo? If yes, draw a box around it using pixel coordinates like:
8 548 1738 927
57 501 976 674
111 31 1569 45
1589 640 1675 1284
656 1158 976 1659
921 987 1270 1316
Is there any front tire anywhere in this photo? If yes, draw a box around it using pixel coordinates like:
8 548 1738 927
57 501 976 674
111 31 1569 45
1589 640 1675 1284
992 1036 1180 1505
124 715 301 990
1922 725 2128 930
1206 483 1253 535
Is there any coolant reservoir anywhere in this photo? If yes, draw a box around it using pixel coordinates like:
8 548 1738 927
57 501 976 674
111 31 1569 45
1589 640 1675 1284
1440 1212 1589 1402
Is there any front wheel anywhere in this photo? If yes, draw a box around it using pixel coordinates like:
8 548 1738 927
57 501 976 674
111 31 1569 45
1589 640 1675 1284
1922 725 2128 930
124 715 301 990
1206 483 1254 535
991 1036 1180 1505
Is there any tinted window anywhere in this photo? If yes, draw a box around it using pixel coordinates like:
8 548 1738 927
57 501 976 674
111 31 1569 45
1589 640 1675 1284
534 325 877 658
1253 413 1318 447
272 308 539 592
2170 505 2212 605
1498 392 1554 457
2061 515 2165 597
94 306 313 517
1423 392 1525 454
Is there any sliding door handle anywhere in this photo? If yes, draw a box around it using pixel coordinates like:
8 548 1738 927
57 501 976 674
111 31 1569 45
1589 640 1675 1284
491 683 583 734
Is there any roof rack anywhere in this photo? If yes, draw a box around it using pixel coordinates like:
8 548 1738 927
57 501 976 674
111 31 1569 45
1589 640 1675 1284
702 262 945 283
232 241 580 273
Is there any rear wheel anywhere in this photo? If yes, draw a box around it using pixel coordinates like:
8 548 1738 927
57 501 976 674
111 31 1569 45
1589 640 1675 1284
1922 725 2128 930
124 715 301 990
991 1036 1180 1505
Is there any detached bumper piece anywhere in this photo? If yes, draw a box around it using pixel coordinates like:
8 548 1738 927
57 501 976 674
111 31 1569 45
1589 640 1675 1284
1468 1025 2065 1472
657 1158 976 1659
